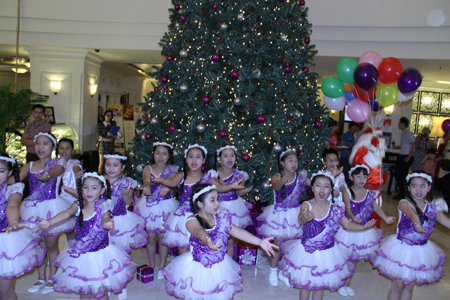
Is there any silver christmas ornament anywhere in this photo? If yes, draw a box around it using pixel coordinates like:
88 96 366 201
197 123 206 133
179 49 188 58
261 181 270 190
150 117 159 126
253 69 261 79
175 22 181 29
237 13 244 21
273 143 282 152
233 97 242 106
294 110 301 119
280 34 288 41
220 23 228 30
136 164 143 173
180 84 188 93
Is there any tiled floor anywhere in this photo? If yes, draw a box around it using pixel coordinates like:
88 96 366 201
14 193 450 299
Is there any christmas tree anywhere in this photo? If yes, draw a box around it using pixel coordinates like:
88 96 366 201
131 0 330 203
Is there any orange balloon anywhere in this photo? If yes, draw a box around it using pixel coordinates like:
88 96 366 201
343 82 352 92
333 71 338 77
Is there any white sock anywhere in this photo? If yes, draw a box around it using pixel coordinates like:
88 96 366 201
270 267 278 272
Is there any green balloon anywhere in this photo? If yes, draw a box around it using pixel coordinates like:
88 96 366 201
336 57 358 84
376 83 399 107
321 76 345 98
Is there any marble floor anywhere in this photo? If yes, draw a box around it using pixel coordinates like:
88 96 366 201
13 192 450 300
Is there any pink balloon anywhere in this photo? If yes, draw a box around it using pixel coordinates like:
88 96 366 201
346 99 370 123
359 51 383 69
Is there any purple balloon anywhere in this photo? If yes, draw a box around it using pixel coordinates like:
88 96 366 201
442 119 450 133
353 63 378 91
397 68 422 93
368 98 382 111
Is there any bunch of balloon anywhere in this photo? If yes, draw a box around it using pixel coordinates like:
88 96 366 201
321 51 423 123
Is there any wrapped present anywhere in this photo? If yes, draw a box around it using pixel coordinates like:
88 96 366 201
238 245 257 265
136 264 154 283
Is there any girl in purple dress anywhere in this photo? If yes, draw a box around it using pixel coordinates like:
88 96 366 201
279 171 376 300
256 148 309 287
1 153 46 300
135 142 182 280
163 184 279 300
373 172 450 300
334 164 396 297
35 173 136 300
213 145 253 258
19 132 75 295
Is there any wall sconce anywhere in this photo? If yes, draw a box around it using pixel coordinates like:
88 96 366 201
12 67 29 74
50 81 61 95
383 105 394 115
90 84 98 97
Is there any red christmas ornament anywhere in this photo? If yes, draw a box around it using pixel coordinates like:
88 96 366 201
180 15 187 22
202 95 212 104
175 5 180 11
280 56 286 63
300 0 306 6
288 115 295 123
166 55 175 61
304 37 311 44
278 19 285 26
266 80 273 87
154 87 161 92
216 38 224 45
248 100 255 110
163 86 168 90
201 7 208 15
256 114 265 124
302 66 309 73
133 136 140 142
145 133 152 140
242 154 251 162
284 65 292 74
211 53 220 62
218 130 228 139
299 150 305 155
168 44 173 48
191 66 198 73
247 6 255 12
146 113 151 120
218 18 223 24
212 3 219 10
160 76 168 83
230 70 240 79
169 125 176 133
211 84 218 90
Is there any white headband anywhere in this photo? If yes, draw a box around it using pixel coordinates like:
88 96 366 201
193 185 217 202
348 164 370 177
153 142 173 149
280 148 296 160
82 172 107 187
217 145 237 156
311 171 335 184
104 154 127 161
184 144 208 158
406 172 433 184
34 132 57 145
0 156 16 164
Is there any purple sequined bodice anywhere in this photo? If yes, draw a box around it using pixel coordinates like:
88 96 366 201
0 183 8 232
190 209 231 268
346 190 376 225
75 212 109 252
301 204 344 253
177 174 210 213
146 165 178 205
274 173 307 211
217 169 243 202
27 159 59 202
396 201 436 246
110 177 132 216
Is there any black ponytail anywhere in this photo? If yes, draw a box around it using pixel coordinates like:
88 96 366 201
77 178 84 226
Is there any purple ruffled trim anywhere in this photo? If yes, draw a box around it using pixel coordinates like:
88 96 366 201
335 230 384 261
0 234 43 260
135 202 174 233
163 269 243 298
280 267 353 291
0 250 47 279
52 263 136 298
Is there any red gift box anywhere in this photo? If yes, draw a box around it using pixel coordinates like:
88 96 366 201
238 244 257 265
136 264 154 283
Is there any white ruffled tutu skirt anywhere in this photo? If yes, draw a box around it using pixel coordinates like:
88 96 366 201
373 235 446 284
163 252 243 300
0 228 46 279
163 208 191 249
110 211 148 252
279 240 355 291
219 197 252 229
20 197 75 237
335 226 384 262
52 241 137 298
256 205 302 241
135 197 179 233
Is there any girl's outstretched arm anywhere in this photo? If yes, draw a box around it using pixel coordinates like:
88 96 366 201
229 224 279 257
151 170 184 188
33 202 78 230
3 192 30 232
398 200 426 233
210 177 245 193
373 192 396 224
340 216 376 231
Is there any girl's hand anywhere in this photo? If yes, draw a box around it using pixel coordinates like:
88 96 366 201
240 186 253 195
229 179 245 190
3 222 30 233
36 170 50 182
33 218 51 230
384 216 396 224
362 219 376 229
332 189 340 197
352 216 363 224
260 237 280 257
202 235 223 250
142 186 151 196
413 222 426 233
103 219 114 230
62 186 77 196
332 167 343 178
160 187 170 197
120 183 134 198
276 177 288 189
150 171 164 184
299 211 314 224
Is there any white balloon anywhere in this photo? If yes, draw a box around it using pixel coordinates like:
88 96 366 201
324 95 345 111
398 91 416 102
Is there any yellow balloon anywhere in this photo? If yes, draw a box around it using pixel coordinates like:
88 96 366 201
376 83 399 107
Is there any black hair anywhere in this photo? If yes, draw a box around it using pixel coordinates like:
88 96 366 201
348 122 362 130
399 117 410 128
104 110 113 117
190 183 216 229
329 120 338 127
56 138 74 157
347 166 369 199
0 152 20 183
214 145 237 177
277 150 297 200
405 171 432 221
77 174 111 226
104 154 134 179
426 148 437 155
35 132 58 147
322 148 339 160
32 104 45 111
311 174 334 203
178 146 209 199
153 144 175 165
